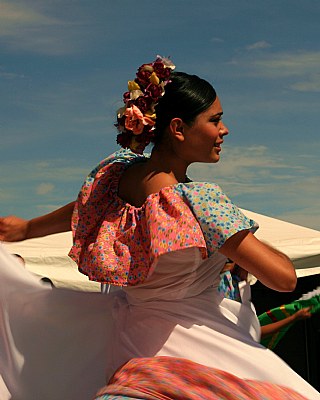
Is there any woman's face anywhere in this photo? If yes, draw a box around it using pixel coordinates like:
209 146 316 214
180 96 229 164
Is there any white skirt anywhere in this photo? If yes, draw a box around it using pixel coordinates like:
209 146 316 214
0 245 319 400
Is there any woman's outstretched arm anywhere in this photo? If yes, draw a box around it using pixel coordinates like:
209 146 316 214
0 201 75 242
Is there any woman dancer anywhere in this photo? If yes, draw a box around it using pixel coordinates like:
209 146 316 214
0 56 319 399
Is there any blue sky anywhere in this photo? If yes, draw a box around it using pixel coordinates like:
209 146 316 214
1 0 320 231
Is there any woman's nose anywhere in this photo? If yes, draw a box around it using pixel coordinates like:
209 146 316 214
219 121 229 135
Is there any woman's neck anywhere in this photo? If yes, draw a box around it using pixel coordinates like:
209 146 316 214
149 146 189 183
118 146 189 207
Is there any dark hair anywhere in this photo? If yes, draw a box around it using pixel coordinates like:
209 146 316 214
153 71 216 143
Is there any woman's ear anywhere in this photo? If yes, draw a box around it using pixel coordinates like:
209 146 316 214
169 118 185 142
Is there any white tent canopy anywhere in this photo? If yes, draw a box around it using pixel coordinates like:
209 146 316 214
2 209 320 290
3 232 100 292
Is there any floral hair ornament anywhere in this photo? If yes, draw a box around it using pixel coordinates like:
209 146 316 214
115 55 175 154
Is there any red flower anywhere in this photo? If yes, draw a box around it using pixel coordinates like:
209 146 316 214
145 83 163 101
135 96 152 113
136 64 153 87
116 131 132 149
153 60 171 80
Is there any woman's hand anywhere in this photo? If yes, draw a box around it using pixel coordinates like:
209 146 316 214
293 307 312 321
221 261 248 281
219 230 297 292
0 215 29 242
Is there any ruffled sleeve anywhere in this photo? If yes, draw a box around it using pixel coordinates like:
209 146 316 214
176 182 258 256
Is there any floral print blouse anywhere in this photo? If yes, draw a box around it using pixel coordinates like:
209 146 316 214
69 149 257 286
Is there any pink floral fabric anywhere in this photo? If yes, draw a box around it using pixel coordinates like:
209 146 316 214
69 150 256 286
95 356 308 400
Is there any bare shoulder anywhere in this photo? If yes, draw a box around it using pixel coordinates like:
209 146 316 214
118 162 178 207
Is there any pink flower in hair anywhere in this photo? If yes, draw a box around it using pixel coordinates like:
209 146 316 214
125 104 155 135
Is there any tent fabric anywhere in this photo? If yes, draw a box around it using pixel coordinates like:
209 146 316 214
2 210 320 290
2 232 100 291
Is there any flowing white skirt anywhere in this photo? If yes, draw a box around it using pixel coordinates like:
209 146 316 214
0 245 319 400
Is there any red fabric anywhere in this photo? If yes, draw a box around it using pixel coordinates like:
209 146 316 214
95 357 308 400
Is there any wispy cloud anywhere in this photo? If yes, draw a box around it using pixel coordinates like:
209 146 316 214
0 1 81 55
0 157 89 217
0 66 25 79
36 183 55 195
0 159 89 186
226 49 320 94
211 37 224 43
246 41 271 51
189 145 307 186
0 1 56 27
290 73 320 92
252 51 320 77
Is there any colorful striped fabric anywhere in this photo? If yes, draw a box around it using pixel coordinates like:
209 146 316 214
94 357 308 400
259 294 320 349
